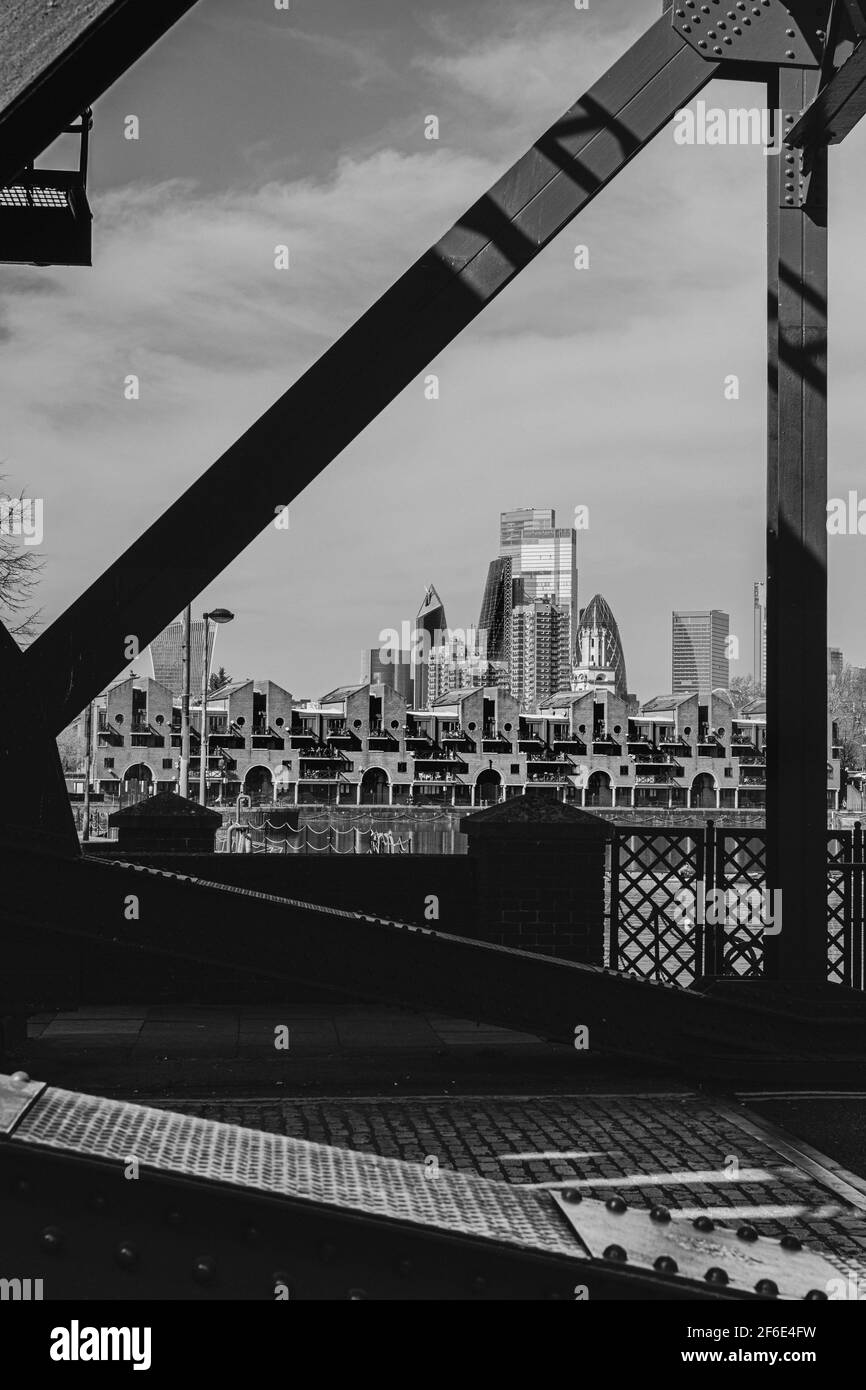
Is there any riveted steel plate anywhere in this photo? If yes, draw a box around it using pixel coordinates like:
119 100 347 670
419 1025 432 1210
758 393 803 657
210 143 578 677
671 0 830 67
0 1073 46 1135
552 1191 843 1300
10 1082 583 1260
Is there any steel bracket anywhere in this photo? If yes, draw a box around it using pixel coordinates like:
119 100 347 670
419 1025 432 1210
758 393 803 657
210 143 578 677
551 1190 843 1299
672 0 831 67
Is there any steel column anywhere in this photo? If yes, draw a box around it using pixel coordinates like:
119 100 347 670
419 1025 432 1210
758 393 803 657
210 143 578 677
23 18 719 736
765 69 829 982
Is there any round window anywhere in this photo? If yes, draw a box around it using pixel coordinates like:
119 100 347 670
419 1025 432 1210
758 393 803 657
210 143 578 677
155 714 164 725
390 719 399 730
613 724 621 735
275 717 284 728
114 714 124 724
503 722 512 733
683 726 691 736
717 726 726 737
468 722 477 731
236 716 246 728
578 724 586 734
353 719 362 728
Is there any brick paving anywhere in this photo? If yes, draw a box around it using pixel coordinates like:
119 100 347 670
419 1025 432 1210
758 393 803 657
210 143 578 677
162 1091 866 1278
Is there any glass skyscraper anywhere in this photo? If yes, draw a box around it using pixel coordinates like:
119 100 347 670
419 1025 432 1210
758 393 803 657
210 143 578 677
671 610 730 698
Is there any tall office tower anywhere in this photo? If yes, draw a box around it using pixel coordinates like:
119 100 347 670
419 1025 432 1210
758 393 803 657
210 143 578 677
412 585 448 708
753 581 767 689
149 618 207 698
498 509 579 706
510 599 571 712
364 647 413 701
671 610 730 698
573 594 629 700
828 647 844 680
477 555 512 662
499 508 555 568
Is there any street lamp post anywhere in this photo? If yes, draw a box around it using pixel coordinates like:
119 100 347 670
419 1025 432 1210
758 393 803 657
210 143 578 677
179 604 191 799
198 608 234 806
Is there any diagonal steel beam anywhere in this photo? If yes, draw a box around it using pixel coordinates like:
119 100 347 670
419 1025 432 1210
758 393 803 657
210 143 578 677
26 16 719 735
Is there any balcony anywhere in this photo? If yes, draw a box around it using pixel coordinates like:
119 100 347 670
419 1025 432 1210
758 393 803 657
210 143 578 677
368 721 399 748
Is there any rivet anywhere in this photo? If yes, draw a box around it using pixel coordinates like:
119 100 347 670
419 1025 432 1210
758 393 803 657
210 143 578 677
244 1225 260 1245
654 1255 678 1273
780 1235 802 1251
603 1244 627 1262
706 1267 729 1285
756 1279 779 1297
737 1224 758 1242
733 25 742 32
116 1242 139 1270
786 50 795 57
165 1209 182 1228
192 1255 215 1284
348 1288 368 1300
786 28 795 36
708 28 718 36
563 1189 582 1205
472 1275 487 1292
693 1216 714 1232
718 19 727 27
88 1194 107 1212
714 44 722 51
683 21 692 29
699 39 707 45
785 196 794 204
650 1206 671 1223
606 1196 627 1214
10 1071 30 1086
320 1242 336 1264
786 114 794 122
805 1289 828 1300
676 7 686 13
40 1226 63 1253
724 36 732 42
14 1178 31 1197
397 1259 412 1277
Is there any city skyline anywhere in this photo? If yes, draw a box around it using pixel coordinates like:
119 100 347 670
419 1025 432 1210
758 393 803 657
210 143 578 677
4 0 865 707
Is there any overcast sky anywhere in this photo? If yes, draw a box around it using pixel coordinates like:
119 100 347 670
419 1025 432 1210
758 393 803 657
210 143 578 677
2 0 864 701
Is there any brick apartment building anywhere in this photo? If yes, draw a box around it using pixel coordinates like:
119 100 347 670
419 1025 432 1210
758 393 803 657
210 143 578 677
86 676 842 812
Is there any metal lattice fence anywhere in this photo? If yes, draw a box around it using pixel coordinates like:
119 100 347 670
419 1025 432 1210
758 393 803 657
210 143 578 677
609 821 865 990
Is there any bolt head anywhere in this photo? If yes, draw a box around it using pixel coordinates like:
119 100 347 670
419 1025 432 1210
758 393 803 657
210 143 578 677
192 1255 215 1284
650 1206 671 1223
654 1255 678 1274
756 1279 778 1297
737 1224 758 1242
606 1195 627 1214
780 1235 802 1251
563 1189 582 1204
693 1215 714 1232
805 1289 828 1300
116 1242 139 1270
603 1244 627 1263
40 1226 63 1253
10 1071 30 1086
706 1267 729 1284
